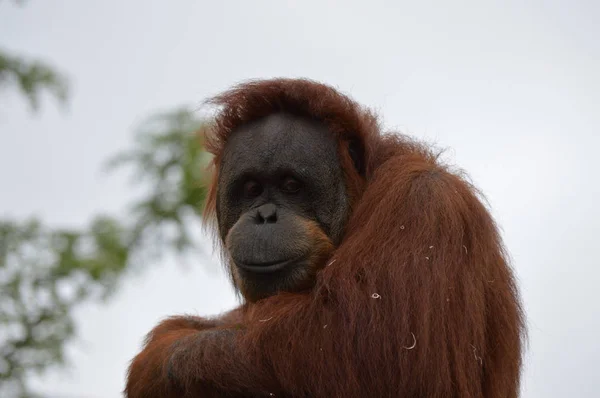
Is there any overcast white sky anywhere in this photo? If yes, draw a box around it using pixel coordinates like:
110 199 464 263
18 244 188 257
1 1 599 397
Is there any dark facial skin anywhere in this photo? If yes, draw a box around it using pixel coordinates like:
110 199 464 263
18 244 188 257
216 113 349 301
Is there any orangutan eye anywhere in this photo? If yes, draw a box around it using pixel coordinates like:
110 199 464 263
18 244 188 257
281 177 302 194
243 180 263 198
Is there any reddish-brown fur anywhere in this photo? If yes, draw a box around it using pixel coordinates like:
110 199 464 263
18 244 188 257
125 78 526 398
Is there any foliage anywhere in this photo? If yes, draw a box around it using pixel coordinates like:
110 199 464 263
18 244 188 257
0 108 211 397
0 50 69 112
0 217 128 395
2 4 212 396
106 109 213 255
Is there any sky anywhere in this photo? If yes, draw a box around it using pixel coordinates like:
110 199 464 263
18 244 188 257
1 0 599 397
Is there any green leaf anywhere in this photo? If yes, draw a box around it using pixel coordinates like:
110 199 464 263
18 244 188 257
0 50 69 112
1 106 213 397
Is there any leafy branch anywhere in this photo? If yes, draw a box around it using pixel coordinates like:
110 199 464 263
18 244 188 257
0 109 212 398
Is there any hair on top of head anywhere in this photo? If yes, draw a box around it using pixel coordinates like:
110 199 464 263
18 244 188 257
203 78 380 160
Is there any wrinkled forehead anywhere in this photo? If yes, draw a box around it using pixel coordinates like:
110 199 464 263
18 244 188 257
219 113 339 176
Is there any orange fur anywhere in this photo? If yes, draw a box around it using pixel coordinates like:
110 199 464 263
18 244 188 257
125 78 525 398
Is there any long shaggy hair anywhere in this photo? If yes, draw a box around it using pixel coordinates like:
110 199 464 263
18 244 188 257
127 78 526 398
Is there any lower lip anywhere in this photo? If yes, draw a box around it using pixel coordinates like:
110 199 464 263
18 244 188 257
237 258 299 273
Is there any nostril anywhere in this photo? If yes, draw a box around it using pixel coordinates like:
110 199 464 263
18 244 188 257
256 204 278 224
